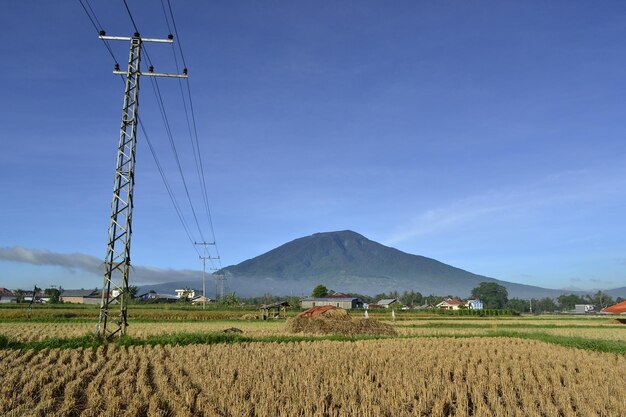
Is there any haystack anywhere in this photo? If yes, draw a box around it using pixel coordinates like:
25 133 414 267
286 306 397 336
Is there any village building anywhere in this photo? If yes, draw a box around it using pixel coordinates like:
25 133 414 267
466 299 483 310
0 288 16 304
436 298 464 310
601 300 626 314
60 289 101 305
137 291 179 302
191 295 213 305
377 299 400 308
574 304 595 314
301 297 363 310
174 289 202 299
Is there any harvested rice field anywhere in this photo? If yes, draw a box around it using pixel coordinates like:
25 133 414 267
0 320 286 342
1 337 625 417
2 307 625 416
2 315 624 342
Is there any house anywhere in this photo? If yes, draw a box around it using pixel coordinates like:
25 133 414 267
301 297 363 310
327 292 352 298
174 289 202 299
23 290 44 304
601 300 626 314
574 304 595 314
377 299 400 308
466 299 483 310
60 289 101 305
191 296 212 305
436 298 464 310
137 292 179 303
0 288 16 304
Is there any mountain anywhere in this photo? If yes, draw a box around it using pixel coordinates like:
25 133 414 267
606 287 626 299
201 230 571 298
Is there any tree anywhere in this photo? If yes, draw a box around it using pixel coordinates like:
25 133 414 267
534 297 557 313
44 288 61 304
505 298 530 313
220 292 240 306
587 291 613 311
311 284 329 298
557 294 587 311
470 282 508 309
14 289 25 304
424 295 444 307
400 290 423 306
128 285 139 299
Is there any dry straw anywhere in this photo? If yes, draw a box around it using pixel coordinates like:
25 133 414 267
286 307 397 336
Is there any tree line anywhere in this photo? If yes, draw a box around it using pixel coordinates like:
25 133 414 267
309 282 622 312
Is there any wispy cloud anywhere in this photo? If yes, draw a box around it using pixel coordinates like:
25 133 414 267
0 246 200 284
384 165 626 246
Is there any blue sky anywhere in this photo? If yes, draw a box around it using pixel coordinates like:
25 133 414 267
1 1 626 292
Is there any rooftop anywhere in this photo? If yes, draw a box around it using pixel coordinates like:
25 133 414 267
441 298 463 305
61 289 99 297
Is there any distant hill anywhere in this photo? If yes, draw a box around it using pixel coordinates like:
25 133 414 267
606 287 626 299
192 230 572 298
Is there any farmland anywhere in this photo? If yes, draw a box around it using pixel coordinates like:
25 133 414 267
1 305 625 416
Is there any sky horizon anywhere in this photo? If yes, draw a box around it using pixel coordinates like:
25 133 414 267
1 1 626 293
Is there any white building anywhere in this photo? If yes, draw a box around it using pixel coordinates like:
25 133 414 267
467 299 483 310
174 289 202 299
377 299 400 308
436 298 464 310
574 304 594 314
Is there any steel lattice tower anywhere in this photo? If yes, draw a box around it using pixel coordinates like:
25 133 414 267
97 32 187 339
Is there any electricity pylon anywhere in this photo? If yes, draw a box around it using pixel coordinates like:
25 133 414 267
97 32 187 340
194 241 219 309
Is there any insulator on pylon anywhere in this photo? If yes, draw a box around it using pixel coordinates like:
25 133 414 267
114 63 120 71
183 68 188 75
149 65 154 72
168 34 174 40
99 30 106 36
134 32 140 38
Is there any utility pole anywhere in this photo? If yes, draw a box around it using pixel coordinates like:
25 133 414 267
216 273 226 301
210 269 226 301
194 241 218 309
96 31 187 340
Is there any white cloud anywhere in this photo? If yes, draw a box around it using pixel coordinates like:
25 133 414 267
384 165 626 246
0 246 200 284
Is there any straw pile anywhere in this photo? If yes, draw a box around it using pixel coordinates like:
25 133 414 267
286 306 397 336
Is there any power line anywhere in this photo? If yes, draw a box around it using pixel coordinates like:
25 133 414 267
77 0 118 64
166 0 188 67
165 0 223 267
121 0 209 244
139 118 201 257
121 0 140 34
159 0 173 35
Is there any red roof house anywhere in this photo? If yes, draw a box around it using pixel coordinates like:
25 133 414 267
601 300 626 314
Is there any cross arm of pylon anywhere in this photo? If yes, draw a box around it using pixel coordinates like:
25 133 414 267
100 33 188 79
